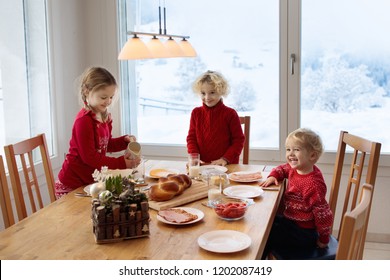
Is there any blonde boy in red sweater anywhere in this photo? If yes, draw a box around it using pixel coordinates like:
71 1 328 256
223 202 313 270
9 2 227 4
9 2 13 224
186 71 245 166
260 128 333 259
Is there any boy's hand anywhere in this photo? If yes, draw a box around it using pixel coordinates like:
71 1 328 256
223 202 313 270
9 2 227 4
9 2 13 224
210 158 228 166
317 240 328 249
259 176 278 187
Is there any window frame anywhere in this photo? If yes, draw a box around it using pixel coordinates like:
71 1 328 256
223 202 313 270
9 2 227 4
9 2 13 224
0 0 58 170
118 0 389 167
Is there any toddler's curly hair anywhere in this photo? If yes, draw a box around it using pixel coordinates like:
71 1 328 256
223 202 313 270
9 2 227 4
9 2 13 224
287 128 324 159
192 70 230 97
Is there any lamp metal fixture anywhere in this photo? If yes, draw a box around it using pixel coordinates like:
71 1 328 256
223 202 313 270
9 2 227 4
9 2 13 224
118 2 196 60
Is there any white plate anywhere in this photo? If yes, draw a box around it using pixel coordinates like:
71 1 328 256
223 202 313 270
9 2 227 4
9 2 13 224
199 165 228 174
197 230 251 253
157 207 204 225
147 168 180 179
223 185 264 198
228 171 263 183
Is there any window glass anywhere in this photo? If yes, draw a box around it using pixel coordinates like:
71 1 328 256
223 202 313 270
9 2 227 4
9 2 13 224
119 0 279 149
301 0 390 152
0 0 53 162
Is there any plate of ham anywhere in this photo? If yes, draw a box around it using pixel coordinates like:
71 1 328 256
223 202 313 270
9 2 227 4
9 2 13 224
157 207 204 225
228 171 263 183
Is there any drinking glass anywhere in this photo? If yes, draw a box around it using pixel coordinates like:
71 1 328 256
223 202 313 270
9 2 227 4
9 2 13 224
136 156 146 182
188 153 200 179
206 171 226 206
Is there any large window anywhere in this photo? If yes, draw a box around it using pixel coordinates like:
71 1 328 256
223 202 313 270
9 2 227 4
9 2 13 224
119 0 390 162
0 0 53 163
300 0 390 153
118 0 279 150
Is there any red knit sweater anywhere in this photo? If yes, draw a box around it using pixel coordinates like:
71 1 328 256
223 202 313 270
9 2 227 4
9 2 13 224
186 100 245 164
269 163 333 244
58 109 128 188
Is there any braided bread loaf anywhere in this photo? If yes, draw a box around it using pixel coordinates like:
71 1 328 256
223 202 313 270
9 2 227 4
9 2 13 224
148 174 192 201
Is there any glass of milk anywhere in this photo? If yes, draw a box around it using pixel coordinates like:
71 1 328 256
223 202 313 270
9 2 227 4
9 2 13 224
188 153 200 179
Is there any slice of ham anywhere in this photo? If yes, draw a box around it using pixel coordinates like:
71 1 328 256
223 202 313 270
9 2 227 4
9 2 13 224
158 208 198 223
230 171 262 181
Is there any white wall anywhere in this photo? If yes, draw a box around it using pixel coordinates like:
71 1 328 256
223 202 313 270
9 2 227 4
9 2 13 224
48 0 122 174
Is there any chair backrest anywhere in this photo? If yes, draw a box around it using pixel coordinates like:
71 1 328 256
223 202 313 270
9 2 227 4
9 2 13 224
239 116 250 164
0 155 15 228
328 131 381 257
4 133 56 222
336 183 373 260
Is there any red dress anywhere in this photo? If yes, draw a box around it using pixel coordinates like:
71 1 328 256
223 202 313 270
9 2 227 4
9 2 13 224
186 100 245 164
57 109 128 191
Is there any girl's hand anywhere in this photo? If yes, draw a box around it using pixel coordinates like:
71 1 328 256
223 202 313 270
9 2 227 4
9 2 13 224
259 176 278 187
125 157 141 169
210 158 228 166
124 135 137 143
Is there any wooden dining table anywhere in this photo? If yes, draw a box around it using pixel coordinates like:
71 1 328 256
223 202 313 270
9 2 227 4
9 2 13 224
0 160 282 260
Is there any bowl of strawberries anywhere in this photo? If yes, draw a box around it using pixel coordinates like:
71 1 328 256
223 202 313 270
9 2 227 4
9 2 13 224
211 197 253 221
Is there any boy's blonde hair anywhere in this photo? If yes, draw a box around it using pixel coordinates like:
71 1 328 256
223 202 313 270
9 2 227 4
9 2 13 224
192 70 230 97
287 128 324 159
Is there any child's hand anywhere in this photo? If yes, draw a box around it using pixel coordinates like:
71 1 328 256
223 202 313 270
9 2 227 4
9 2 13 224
125 157 141 169
259 176 278 187
316 240 328 249
124 135 137 143
210 158 228 166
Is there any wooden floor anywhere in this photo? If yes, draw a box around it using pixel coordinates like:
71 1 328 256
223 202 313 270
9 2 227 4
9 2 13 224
363 242 390 260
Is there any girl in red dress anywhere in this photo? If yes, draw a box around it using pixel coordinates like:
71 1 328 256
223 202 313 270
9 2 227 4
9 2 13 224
55 67 139 198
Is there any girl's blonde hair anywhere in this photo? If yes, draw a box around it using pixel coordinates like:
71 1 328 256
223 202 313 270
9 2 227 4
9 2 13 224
287 128 324 159
78 67 117 121
192 70 230 97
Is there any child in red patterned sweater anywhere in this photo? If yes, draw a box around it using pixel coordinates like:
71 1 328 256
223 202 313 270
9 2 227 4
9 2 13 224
186 71 245 166
259 128 333 259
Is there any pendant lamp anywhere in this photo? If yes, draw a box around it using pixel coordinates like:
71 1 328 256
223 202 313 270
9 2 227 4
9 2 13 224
118 2 196 60
118 35 152 60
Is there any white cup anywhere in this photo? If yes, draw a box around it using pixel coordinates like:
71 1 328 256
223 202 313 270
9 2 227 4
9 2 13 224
188 153 200 178
125 141 141 160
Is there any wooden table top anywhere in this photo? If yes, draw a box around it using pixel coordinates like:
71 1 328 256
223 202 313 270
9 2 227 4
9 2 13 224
0 160 282 260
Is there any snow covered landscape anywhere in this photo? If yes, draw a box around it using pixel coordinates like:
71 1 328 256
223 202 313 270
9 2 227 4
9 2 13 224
133 0 390 152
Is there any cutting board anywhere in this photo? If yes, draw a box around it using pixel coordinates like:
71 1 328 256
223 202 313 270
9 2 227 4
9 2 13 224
148 180 208 211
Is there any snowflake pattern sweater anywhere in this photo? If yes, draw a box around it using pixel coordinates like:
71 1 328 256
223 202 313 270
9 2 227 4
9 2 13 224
58 108 128 188
186 100 245 164
269 163 333 244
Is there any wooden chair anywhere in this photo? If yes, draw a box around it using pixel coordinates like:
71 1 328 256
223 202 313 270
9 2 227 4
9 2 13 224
270 130 381 260
4 133 56 222
239 116 250 164
0 155 15 228
336 183 373 260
